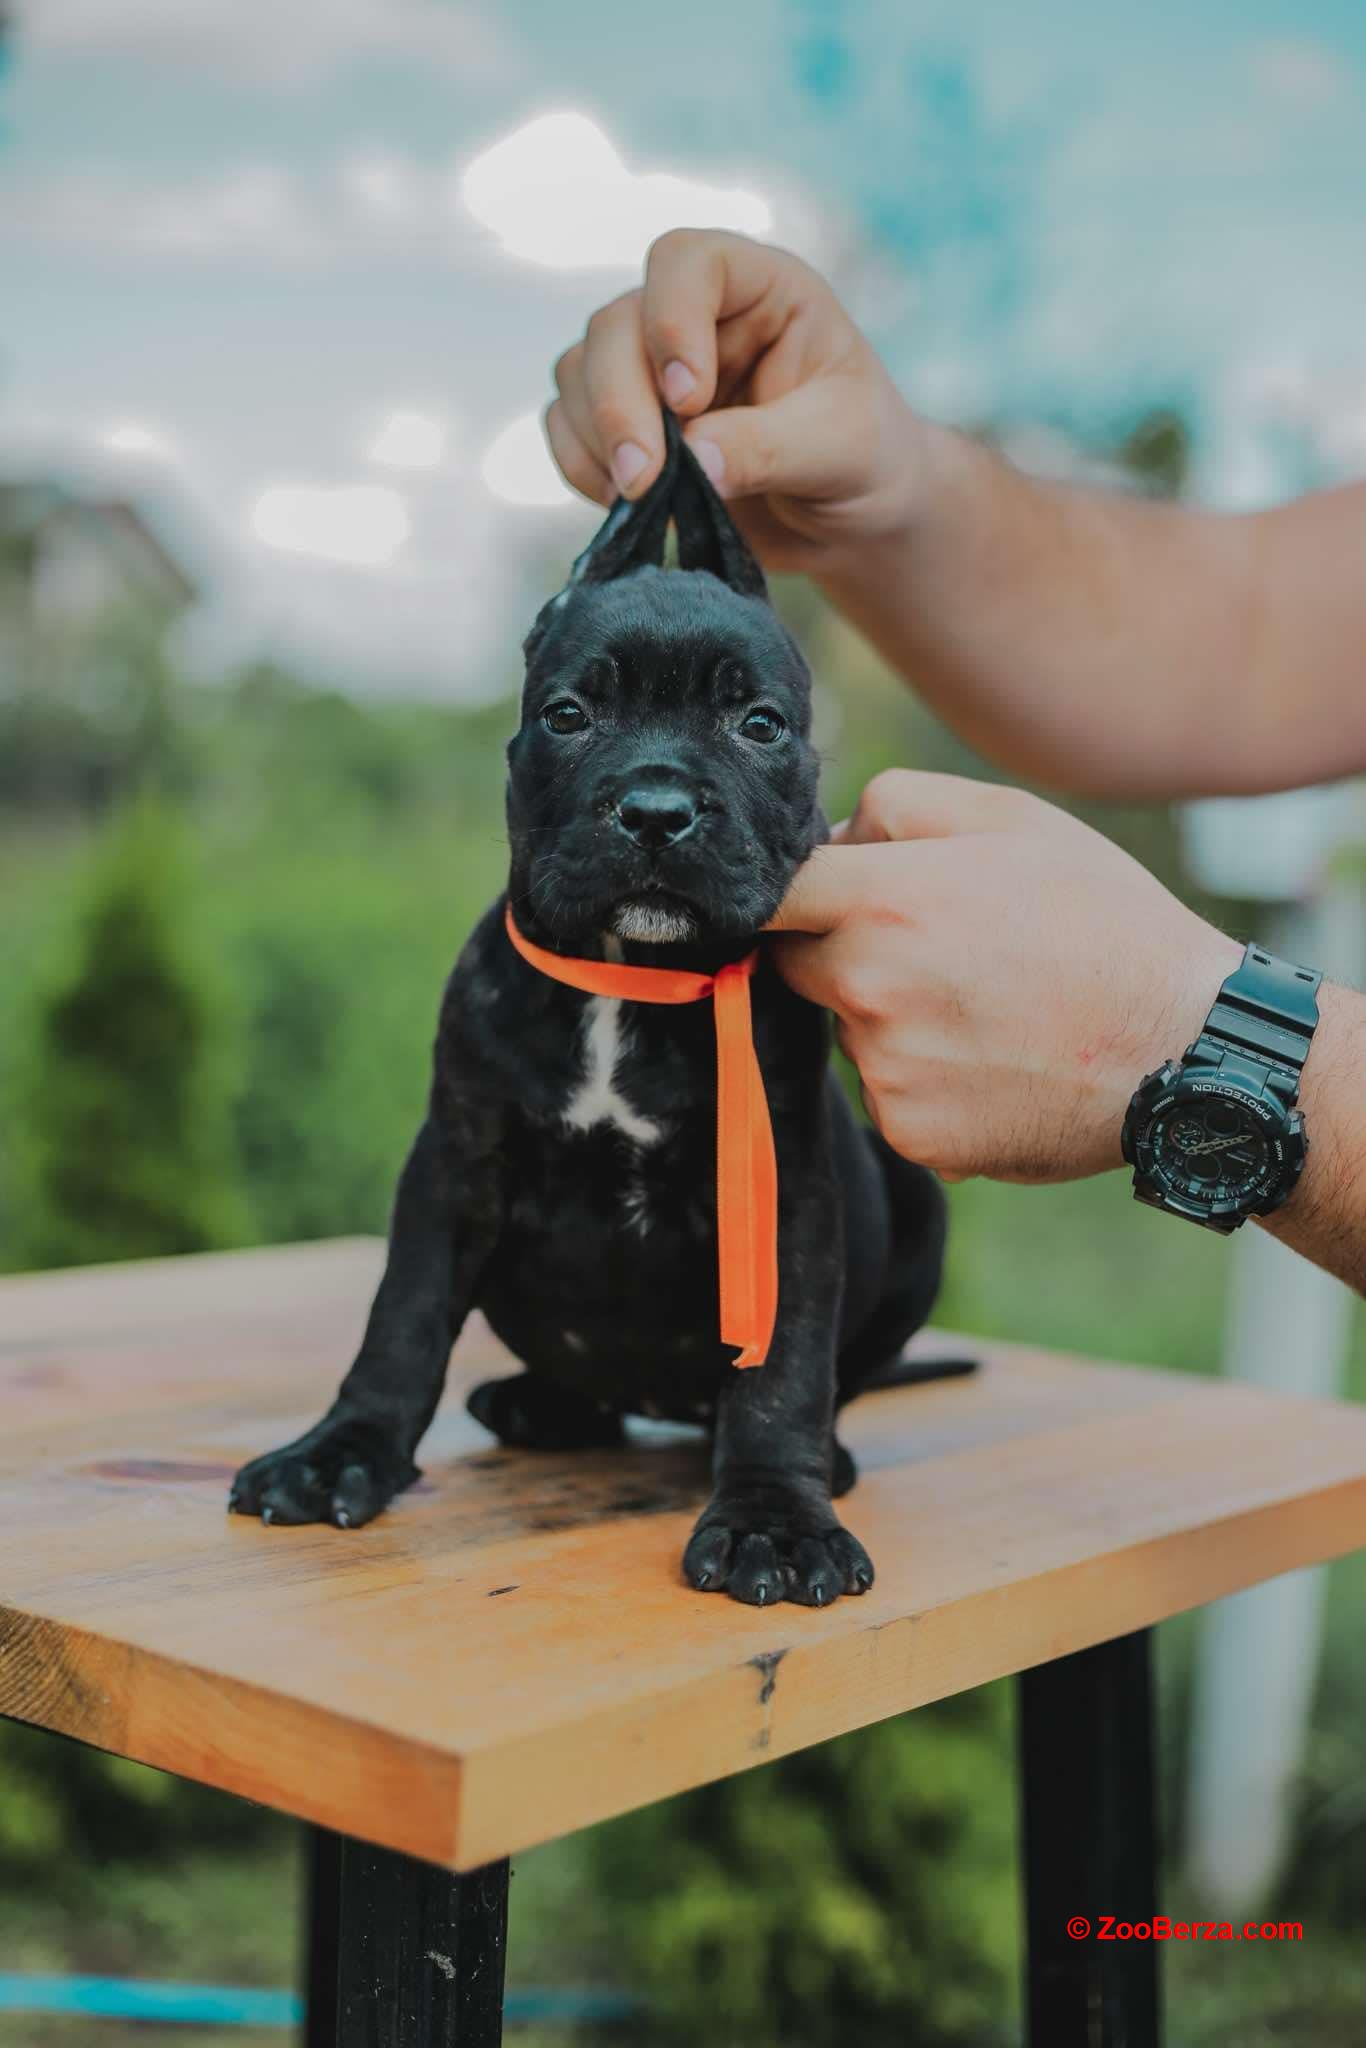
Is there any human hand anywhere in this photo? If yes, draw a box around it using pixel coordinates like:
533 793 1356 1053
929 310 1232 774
766 771 1241 1184
545 229 932 574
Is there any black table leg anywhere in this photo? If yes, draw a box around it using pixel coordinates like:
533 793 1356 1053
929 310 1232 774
1018 1628 1162 2048
304 1826 342 2048
309 1832 508 2047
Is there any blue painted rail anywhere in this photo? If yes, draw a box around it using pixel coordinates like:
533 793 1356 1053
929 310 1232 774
0 1974 638 2027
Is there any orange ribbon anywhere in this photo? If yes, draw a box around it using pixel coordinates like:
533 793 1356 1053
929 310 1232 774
504 905 778 1367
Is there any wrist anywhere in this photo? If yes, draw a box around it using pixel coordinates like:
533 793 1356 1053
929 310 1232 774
1083 919 1242 1180
1258 980 1366 1256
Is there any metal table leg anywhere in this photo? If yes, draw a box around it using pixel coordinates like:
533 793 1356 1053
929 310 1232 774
304 1827 342 2048
304 1824 509 2047
1018 1628 1162 2048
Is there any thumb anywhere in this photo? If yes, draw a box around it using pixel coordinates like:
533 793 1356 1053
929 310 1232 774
684 377 873 505
764 845 876 935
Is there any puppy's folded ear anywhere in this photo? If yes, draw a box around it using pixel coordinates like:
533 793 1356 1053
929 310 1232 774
669 416 768 601
525 413 770 663
567 421 680 587
571 412 768 599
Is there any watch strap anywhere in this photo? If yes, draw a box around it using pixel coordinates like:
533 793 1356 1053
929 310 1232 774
1197 941 1322 1084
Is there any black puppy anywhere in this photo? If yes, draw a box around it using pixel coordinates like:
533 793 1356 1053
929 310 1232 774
230 421 949 1607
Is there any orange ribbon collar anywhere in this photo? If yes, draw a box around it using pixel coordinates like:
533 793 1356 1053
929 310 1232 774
504 905 778 1368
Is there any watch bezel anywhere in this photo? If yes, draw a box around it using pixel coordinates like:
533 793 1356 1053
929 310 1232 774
1124 1064 1306 1222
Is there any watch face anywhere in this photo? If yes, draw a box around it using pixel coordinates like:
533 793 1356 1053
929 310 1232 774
1144 1094 1277 1208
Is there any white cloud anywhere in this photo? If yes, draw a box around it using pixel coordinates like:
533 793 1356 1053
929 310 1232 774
100 421 178 460
15 0 516 88
367 411 448 470
339 151 425 223
250 484 411 568
2 112 780 278
1248 37 1353 111
459 112 772 271
481 411 574 508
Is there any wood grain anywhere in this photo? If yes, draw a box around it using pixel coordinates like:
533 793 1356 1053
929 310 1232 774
2 1240 1365 1869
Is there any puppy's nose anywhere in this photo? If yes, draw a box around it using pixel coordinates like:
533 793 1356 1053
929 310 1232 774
615 784 699 850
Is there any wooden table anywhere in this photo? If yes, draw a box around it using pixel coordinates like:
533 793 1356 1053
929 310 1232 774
3 1239 1366 2045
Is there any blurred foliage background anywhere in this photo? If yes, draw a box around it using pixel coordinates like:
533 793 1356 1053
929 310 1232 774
6 2 1366 2043
4 419 1366 2048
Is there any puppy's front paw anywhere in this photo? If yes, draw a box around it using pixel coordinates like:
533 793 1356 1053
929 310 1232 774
229 1420 416 1530
683 1492 873 1607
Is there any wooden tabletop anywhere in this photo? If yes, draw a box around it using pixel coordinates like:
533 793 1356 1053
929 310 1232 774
3 1239 1366 1871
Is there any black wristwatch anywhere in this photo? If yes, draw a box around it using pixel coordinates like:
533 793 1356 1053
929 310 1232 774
1121 941 1322 1234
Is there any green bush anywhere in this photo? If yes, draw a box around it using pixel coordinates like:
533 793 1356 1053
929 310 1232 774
589 1685 1019 2048
11 799 248 1270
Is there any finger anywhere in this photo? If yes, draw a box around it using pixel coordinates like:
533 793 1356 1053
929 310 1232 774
844 769 1047 845
766 930 829 1004
578 291 667 497
642 230 816 419
544 399 612 507
682 375 872 505
763 844 886 934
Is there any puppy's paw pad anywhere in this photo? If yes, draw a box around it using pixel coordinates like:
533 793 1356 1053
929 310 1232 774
824 1526 875 1596
683 1504 874 1606
682 1521 733 1592
229 1433 409 1530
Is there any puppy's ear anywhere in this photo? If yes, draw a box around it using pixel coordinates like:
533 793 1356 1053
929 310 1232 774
566 424 680 588
523 453 679 665
525 414 769 665
670 414 768 600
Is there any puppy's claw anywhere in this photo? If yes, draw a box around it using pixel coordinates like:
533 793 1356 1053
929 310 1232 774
684 1506 874 1608
229 1432 406 1531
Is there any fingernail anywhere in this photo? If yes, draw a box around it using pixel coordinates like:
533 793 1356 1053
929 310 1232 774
661 359 696 406
690 437 726 492
611 440 649 491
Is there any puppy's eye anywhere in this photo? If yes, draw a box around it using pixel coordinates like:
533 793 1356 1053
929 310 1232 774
739 707 786 744
543 701 590 735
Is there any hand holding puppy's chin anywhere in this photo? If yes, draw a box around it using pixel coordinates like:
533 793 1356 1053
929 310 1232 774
766 768 1239 1187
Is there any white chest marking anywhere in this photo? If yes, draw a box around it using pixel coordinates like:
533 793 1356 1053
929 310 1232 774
562 997 663 1148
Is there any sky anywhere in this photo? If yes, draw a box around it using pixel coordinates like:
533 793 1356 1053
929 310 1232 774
4 0 1366 695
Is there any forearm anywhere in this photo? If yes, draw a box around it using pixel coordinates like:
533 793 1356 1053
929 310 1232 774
820 425 1366 800
1260 982 1366 1292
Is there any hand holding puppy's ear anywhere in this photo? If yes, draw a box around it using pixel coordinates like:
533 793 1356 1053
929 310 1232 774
562 410 768 600
546 230 928 577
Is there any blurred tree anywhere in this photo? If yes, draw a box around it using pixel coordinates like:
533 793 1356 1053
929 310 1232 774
1116 409 1192 499
0 601 198 814
13 799 247 1269
591 1685 1018 2047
